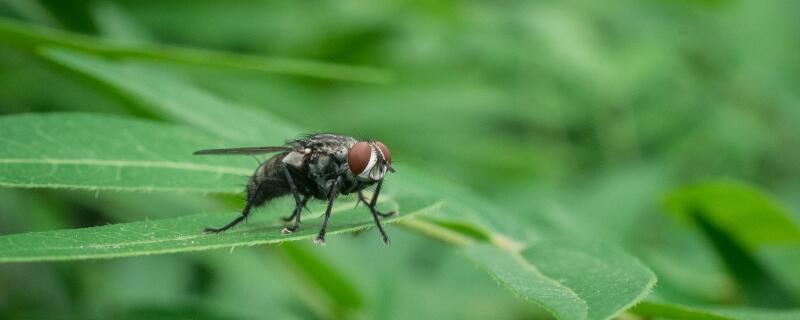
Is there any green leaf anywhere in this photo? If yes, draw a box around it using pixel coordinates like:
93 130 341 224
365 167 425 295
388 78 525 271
633 301 800 320
41 47 299 144
0 192 440 263
0 111 658 319
632 301 730 320
0 17 389 82
279 242 364 318
0 112 252 193
464 244 587 319
0 112 442 263
464 241 656 320
1 49 659 319
664 180 800 305
39 48 376 317
692 210 795 307
665 181 800 248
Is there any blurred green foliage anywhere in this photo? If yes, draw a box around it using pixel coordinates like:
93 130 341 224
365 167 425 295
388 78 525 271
2 1 800 319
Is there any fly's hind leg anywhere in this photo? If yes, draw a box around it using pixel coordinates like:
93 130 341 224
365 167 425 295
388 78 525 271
282 194 310 233
204 180 266 233
281 195 310 221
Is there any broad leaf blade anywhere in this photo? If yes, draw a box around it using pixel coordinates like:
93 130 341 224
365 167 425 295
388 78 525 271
0 112 251 193
464 244 587 320
520 241 656 320
0 194 440 262
0 52 659 318
465 241 656 320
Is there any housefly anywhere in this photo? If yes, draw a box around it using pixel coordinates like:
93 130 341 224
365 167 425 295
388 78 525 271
194 134 395 245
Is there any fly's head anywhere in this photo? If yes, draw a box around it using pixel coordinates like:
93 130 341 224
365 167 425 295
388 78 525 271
347 141 394 182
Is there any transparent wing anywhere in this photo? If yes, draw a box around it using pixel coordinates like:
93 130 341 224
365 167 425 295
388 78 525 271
193 146 291 155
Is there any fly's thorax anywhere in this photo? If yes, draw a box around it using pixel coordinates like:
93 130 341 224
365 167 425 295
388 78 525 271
281 148 310 169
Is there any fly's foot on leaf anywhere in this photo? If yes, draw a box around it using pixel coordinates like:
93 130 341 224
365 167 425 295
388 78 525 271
313 236 326 245
281 226 299 234
203 227 224 234
376 210 396 218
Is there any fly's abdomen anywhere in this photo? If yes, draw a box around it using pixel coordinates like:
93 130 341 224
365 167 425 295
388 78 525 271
246 154 291 207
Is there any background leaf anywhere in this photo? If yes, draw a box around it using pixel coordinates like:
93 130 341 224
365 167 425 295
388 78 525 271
0 17 389 82
633 301 800 320
41 47 300 145
665 181 800 248
665 181 800 304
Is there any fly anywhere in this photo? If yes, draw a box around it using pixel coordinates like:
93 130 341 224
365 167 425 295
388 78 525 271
194 133 395 245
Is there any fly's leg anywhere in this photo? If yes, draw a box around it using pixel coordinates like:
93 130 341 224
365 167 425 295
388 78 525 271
281 165 308 234
204 179 266 233
358 179 395 218
282 195 310 233
369 203 390 245
282 195 310 221
314 176 341 245
357 178 392 244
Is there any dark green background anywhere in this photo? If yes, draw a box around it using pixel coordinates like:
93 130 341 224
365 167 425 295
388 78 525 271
1 1 800 319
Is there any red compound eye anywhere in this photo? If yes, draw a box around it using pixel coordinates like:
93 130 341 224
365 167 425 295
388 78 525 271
376 141 391 165
348 141 372 174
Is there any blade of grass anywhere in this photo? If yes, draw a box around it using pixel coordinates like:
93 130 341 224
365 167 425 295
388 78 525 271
41 47 299 144
665 181 800 304
0 17 390 83
279 242 365 319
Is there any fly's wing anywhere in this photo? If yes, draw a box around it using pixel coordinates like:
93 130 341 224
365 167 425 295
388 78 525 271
193 146 291 155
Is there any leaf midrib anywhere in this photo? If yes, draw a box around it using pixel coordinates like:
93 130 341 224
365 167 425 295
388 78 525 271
1 197 396 252
0 199 440 263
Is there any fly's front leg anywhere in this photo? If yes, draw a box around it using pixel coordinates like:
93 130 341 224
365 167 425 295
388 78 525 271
314 176 342 245
358 178 392 245
281 165 307 234
358 179 395 217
